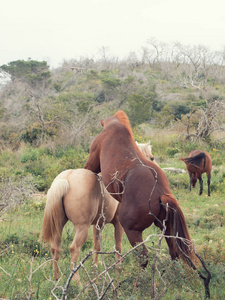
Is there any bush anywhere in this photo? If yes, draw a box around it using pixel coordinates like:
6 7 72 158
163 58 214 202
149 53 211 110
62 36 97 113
126 93 153 126
20 145 87 191
3 232 49 257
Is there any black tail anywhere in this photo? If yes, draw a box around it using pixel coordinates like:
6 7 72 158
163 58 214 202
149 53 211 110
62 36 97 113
180 152 206 168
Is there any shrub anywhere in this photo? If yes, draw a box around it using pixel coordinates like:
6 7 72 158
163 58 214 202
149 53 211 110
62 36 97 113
198 207 225 229
126 93 153 126
101 76 121 89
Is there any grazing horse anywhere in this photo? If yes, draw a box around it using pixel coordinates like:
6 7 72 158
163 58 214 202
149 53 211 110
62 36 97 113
135 141 159 166
39 143 152 282
180 150 212 196
39 168 124 282
84 110 198 269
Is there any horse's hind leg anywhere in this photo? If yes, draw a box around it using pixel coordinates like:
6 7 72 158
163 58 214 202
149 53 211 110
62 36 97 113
207 173 211 196
51 236 62 281
189 172 192 191
123 229 148 268
199 176 203 195
69 224 89 283
93 225 101 266
51 219 67 280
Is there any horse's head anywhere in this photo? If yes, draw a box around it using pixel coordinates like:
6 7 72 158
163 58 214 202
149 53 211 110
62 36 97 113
100 115 118 128
101 117 111 128
136 141 159 166
190 173 198 187
101 111 134 138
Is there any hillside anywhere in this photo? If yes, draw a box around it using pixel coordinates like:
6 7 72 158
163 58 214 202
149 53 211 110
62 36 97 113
0 43 225 152
0 52 225 298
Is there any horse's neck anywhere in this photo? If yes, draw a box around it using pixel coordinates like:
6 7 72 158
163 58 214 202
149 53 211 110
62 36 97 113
114 111 134 138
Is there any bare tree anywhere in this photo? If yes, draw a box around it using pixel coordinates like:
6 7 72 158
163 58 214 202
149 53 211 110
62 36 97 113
142 38 167 70
182 100 225 141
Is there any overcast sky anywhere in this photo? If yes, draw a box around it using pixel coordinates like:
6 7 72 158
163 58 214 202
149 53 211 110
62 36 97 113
1 0 225 68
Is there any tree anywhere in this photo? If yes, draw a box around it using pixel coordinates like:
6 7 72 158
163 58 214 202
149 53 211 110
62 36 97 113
182 100 225 142
170 44 222 90
154 105 174 128
0 60 51 87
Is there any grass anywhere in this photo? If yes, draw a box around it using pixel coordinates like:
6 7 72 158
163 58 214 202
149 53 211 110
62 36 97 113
1 169 225 299
0 140 225 299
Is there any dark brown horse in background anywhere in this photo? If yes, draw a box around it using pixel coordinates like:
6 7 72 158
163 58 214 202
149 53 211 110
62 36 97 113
84 110 198 269
180 150 212 196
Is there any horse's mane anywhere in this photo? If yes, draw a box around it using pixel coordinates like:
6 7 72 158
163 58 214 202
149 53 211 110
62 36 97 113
136 141 152 153
114 110 134 138
135 141 152 159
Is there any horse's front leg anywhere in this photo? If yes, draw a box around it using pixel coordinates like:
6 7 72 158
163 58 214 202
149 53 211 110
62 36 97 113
112 218 124 262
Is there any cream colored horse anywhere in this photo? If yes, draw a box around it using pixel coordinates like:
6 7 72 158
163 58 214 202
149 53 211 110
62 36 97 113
39 142 156 282
40 168 123 282
135 141 159 166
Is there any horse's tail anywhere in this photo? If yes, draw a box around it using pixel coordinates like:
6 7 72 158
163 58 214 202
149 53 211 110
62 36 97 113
160 194 198 265
39 178 70 244
180 152 206 169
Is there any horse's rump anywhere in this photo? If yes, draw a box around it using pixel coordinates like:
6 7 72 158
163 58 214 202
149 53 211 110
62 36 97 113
39 168 123 282
119 165 162 227
181 152 206 168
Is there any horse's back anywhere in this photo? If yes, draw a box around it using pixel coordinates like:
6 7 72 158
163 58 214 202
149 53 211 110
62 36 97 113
61 169 102 224
56 169 119 225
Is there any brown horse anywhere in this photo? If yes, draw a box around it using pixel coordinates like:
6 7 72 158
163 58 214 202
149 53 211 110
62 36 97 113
39 142 153 282
180 150 212 196
39 168 124 282
84 110 198 269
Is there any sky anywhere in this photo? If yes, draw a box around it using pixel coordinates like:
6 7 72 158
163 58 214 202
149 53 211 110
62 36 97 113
1 0 225 69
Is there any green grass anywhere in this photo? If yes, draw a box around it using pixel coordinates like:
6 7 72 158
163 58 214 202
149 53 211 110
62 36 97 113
0 141 225 299
1 169 225 299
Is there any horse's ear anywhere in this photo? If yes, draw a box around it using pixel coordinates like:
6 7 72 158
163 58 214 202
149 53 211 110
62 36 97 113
100 119 104 127
147 140 151 146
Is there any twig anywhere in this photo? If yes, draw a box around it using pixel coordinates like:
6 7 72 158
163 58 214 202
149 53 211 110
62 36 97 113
80 262 99 298
0 266 12 277
74 233 189 299
62 252 93 300
151 203 168 299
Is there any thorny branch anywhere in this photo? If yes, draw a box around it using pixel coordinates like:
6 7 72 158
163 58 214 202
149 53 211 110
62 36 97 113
103 171 125 197
96 174 116 293
151 204 168 299
68 234 194 300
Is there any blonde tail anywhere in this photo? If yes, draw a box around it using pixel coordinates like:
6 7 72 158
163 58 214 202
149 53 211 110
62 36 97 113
39 178 69 244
